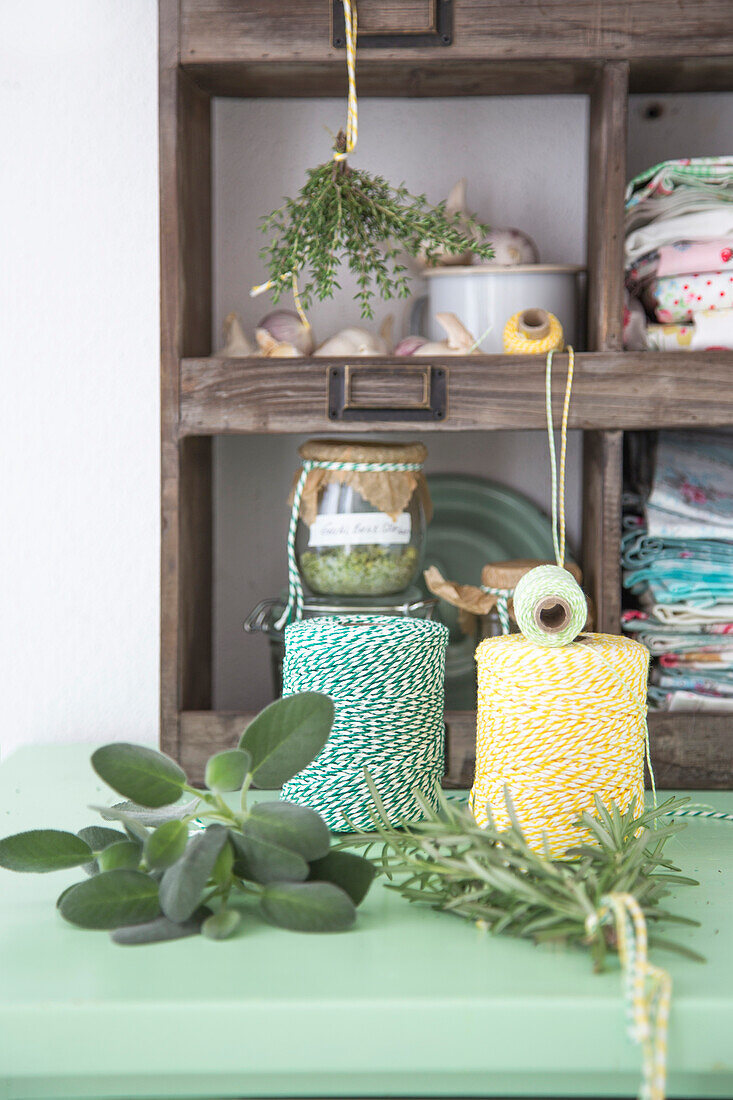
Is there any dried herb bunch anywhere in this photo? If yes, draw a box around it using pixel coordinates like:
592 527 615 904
0 694 374 945
259 132 494 319
351 776 701 970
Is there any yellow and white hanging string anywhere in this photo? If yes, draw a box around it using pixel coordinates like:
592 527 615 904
473 348 667 1100
250 0 359 326
333 0 358 161
587 893 672 1100
250 269 311 331
480 347 575 626
546 345 574 568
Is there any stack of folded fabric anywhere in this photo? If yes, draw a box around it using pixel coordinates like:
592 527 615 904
623 157 733 351
622 430 733 712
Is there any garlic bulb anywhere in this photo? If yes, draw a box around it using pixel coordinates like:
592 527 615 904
412 312 479 356
394 335 428 356
314 326 389 357
257 309 314 355
480 227 539 266
255 328 302 358
218 312 254 357
416 179 476 269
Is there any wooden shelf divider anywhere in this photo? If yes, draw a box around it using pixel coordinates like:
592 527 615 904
180 353 733 435
179 710 733 791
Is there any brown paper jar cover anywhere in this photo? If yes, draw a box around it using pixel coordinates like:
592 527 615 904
293 439 432 525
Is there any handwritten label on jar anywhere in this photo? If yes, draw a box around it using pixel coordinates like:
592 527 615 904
308 512 412 547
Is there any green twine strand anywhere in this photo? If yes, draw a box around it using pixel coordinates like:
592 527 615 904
281 616 449 831
480 585 512 634
513 564 588 647
480 349 581 642
664 805 733 823
276 458 423 630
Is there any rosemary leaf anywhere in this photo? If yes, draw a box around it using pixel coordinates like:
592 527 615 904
356 781 701 970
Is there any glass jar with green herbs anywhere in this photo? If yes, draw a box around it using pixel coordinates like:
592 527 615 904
292 440 431 597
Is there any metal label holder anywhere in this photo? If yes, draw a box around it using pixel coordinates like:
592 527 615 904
332 0 452 48
327 363 448 421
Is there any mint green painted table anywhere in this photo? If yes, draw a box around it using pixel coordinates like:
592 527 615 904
1 744 732 1100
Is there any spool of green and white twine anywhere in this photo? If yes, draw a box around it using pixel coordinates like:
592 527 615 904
281 615 449 831
512 563 587 647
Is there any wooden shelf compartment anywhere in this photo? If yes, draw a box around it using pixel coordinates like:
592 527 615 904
184 56 733 100
177 709 733 791
180 353 733 435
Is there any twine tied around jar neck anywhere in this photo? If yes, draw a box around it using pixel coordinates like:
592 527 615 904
276 449 427 630
295 440 430 525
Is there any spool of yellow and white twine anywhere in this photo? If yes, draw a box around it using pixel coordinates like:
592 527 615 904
472 347 652 851
503 308 564 354
472 630 649 850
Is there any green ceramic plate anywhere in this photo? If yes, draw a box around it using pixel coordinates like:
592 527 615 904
421 475 559 709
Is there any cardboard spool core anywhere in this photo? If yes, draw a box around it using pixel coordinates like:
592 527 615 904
534 595 572 634
517 308 551 341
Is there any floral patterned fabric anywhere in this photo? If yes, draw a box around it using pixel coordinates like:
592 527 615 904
623 157 733 349
646 308 733 350
626 237 733 291
622 431 733 712
625 156 733 208
643 271 733 322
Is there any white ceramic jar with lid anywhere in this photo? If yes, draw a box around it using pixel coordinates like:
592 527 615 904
421 264 584 353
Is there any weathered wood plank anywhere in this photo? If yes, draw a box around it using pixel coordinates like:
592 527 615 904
587 62 627 352
181 1 733 66
582 431 623 633
179 437 213 711
179 710 733 790
647 713 733 789
583 62 626 635
179 710 476 786
184 58 598 97
160 0 213 759
179 353 733 434
179 711 250 780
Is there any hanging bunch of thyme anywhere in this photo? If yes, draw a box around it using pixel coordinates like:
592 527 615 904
350 776 702 971
258 132 494 320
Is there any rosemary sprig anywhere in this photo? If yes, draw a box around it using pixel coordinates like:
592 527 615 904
259 134 494 319
347 777 702 971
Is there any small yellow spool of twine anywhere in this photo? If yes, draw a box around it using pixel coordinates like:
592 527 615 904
503 308 564 355
471 348 652 855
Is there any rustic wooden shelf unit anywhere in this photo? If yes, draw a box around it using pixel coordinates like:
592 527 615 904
160 0 733 787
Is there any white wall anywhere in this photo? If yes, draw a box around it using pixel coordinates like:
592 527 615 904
628 93 733 176
0 2 160 758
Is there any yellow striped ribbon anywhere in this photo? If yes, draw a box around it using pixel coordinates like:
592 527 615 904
333 0 358 161
250 0 360 328
588 893 672 1100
